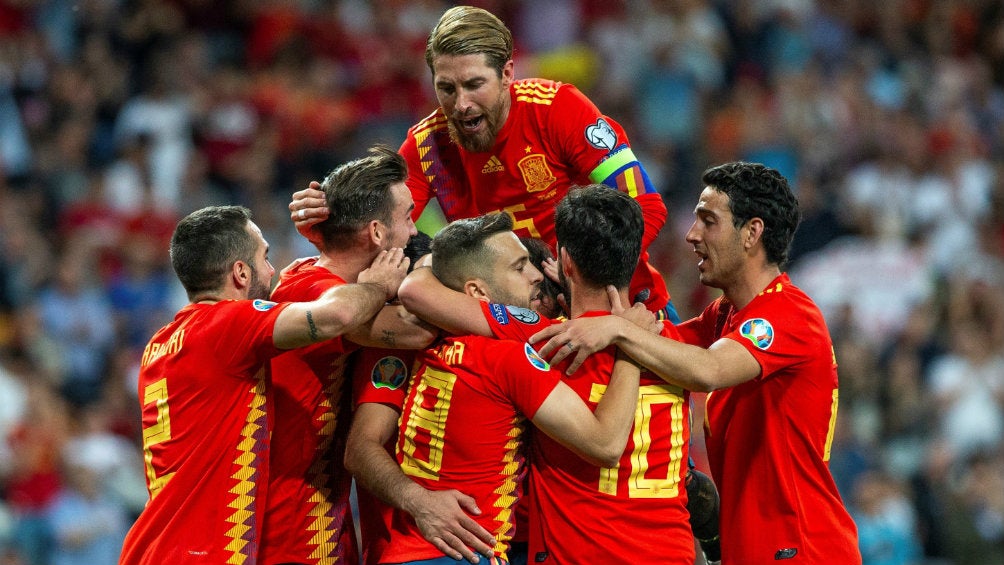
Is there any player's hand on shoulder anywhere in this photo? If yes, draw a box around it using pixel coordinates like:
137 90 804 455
358 248 410 301
621 301 661 334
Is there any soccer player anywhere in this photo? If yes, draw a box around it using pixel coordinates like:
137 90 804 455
346 212 644 565
261 146 438 565
119 205 408 565
288 4 677 322
397 186 695 564
532 163 862 565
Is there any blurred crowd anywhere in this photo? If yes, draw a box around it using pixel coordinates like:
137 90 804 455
0 1 1003 564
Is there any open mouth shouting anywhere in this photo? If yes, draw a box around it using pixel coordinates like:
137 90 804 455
459 114 484 132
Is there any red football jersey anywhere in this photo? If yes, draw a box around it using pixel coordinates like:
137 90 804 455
380 336 561 564
348 347 416 565
399 78 669 312
261 260 359 565
483 304 695 564
678 274 861 564
120 299 288 565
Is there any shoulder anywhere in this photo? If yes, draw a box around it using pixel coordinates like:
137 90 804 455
407 107 449 138
512 78 568 109
751 277 824 322
273 261 342 301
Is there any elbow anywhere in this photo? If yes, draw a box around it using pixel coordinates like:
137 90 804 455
690 378 718 393
397 277 421 311
343 439 362 478
585 439 627 468
593 449 622 469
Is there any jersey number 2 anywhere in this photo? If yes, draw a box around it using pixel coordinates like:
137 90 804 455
142 378 176 498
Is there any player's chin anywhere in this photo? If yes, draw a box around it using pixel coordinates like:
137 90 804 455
530 297 542 312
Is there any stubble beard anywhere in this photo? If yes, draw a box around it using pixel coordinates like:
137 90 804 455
448 89 508 153
248 268 272 301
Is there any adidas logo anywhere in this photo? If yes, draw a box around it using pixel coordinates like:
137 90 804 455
482 156 504 174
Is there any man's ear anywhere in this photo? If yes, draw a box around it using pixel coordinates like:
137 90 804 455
367 220 383 247
745 218 765 250
232 260 250 290
558 247 575 278
463 279 492 302
501 59 515 88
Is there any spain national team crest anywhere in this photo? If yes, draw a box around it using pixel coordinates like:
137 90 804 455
518 154 556 193
739 318 774 350
370 356 409 390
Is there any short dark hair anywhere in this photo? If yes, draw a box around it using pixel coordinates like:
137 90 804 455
554 185 643 289
425 5 513 78
315 145 407 250
170 205 255 300
521 237 563 315
404 231 433 270
701 162 801 267
431 212 514 292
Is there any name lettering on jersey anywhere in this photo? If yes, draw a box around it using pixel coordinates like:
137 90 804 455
490 303 510 325
518 153 556 193
585 118 618 151
141 329 185 366
481 155 505 174
433 341 466 365
739 318 774 350
371 356 409 390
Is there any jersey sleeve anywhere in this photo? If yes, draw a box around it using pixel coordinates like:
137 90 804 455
216 299 289 369
480 301 553 342
550 84 665 250
488 340 562 420
350 347 414 409
399 128 434 220
721 297 811 382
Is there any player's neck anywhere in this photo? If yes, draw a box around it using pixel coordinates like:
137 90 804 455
724 265 781 310
314 250 370 284
568 284 628 318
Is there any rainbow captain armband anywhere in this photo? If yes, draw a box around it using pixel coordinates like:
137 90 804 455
589 146 657 197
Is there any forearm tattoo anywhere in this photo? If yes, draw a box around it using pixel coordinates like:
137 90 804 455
306 310 318 341
380 329 396 348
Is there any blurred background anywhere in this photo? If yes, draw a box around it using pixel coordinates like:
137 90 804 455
0 1 1002 564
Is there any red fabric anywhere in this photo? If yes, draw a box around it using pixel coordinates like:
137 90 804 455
380 336 560 563
260 259 360 565
399 79 670 313
682 274 861 564
486 306 695 564
120 299 287 564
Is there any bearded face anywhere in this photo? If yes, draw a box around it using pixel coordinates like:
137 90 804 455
432 53 513 154
446 84 508 153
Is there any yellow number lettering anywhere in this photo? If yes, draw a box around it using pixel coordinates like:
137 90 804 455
142 378 176 498
823 389 839 462
592 383 687 498
500 204 541 238
400 367 457 480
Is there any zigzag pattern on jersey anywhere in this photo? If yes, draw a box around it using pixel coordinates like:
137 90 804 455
414 113 467 219
514 81 559 105
305 355 351 563
491 416 528 554
224 372 269 564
